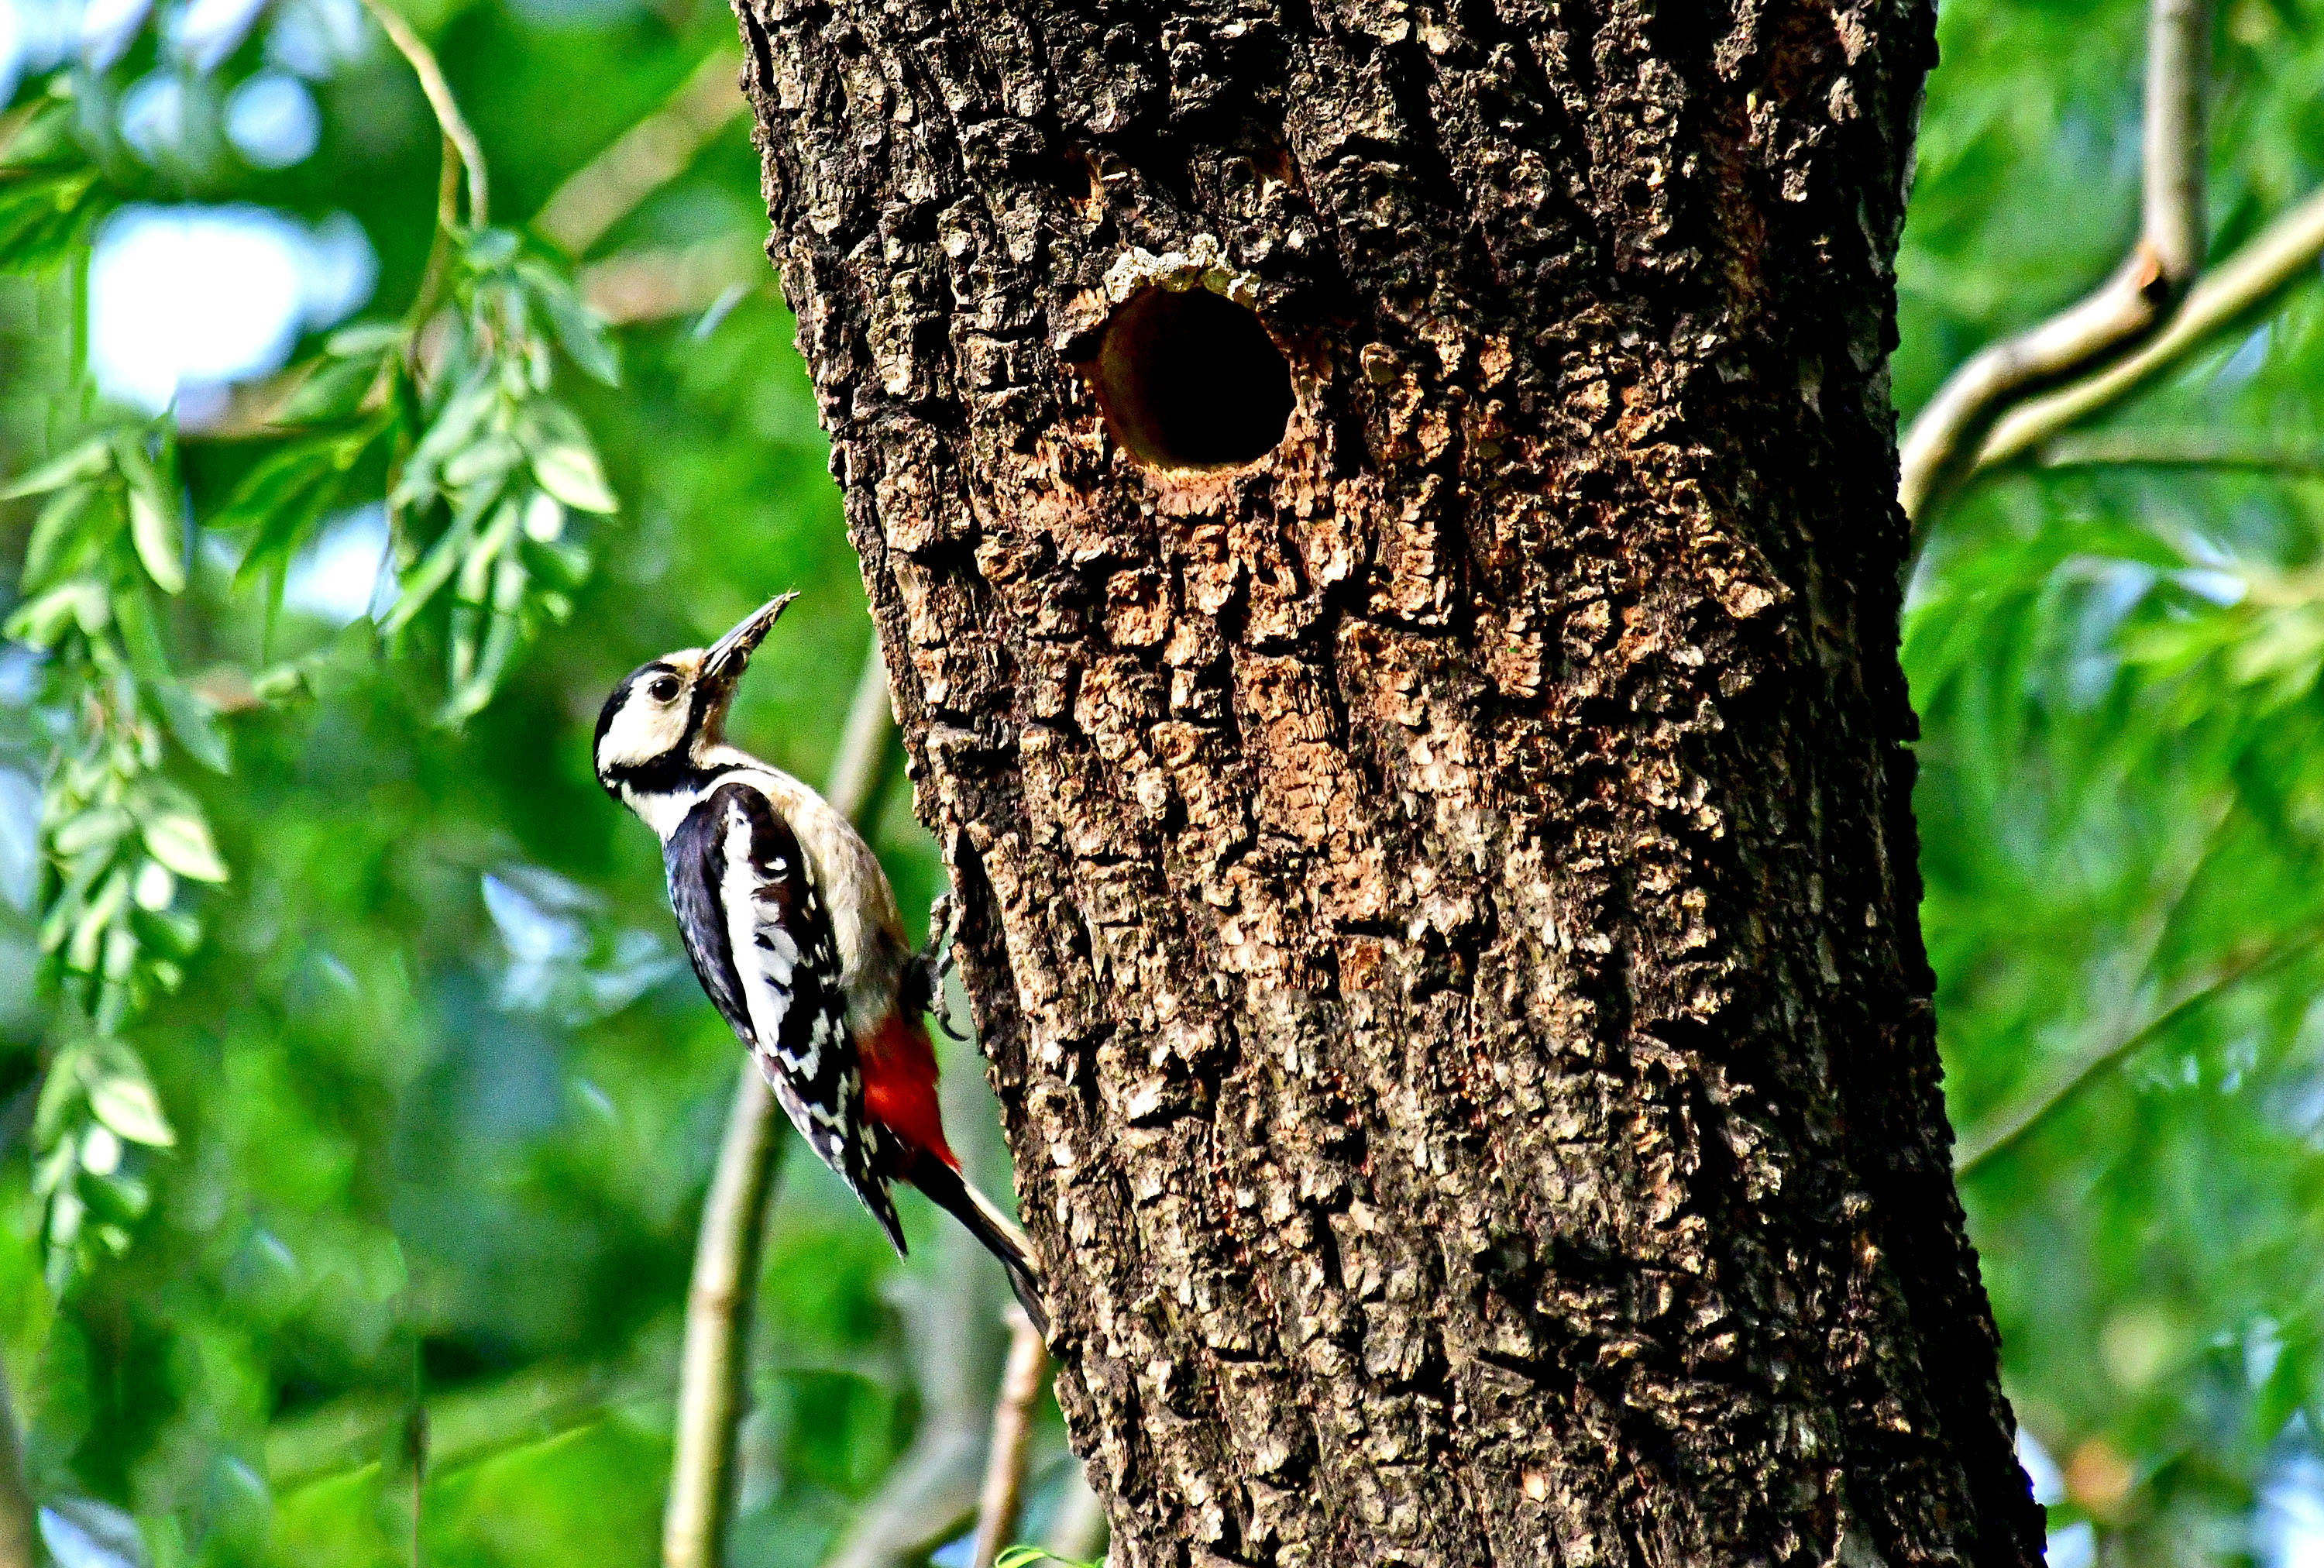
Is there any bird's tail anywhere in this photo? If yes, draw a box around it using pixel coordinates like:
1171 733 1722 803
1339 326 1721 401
907 1153 1050 1339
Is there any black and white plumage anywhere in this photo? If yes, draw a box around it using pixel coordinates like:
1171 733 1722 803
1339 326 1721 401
665 778 899 1246
593 593 1047 1333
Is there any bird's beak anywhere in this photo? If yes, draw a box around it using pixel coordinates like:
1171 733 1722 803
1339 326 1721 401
696 592 797 720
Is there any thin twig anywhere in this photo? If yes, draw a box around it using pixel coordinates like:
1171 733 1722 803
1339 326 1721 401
269 1357 668 1493
356 0 489 229
662 1071 789 1568
581 238 766 327
2031 428 2324 475
535 48 746 256
0 1366 39 1568
1974 184 2324 473
401 140 465 338
1954 806 2226 1177
1898 0 2210 526
970 1308 1052 1568
1954 938 2305 1176
663 643 899 1568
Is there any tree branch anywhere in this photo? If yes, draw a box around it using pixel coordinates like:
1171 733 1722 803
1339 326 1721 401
267 1356 671 1494
580 239 765 327
969 1308 1050 1568
663 643 899 1568
2141 0 2209 283
822 1425 985 1568
1897 0 2209 525
1954 937 2302 1177
815 1265 993 1568
535 48 746 256
354 0 488 229
2030 428 2324 474
1973 183 2324 473
662 1071 788 1568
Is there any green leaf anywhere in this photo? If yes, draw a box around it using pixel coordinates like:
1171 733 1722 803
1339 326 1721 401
33 1050 86 1151
323 321 409 359
20 482 101 590
532 441 617 514
127 483 185 593
442 555 528 724
0 169 108 275
221 434 368 588
5 579 108 646
111 432 187 593
516 257 620 387
152 679 231 775
995 1549 1097 1568
380 483 500 635
135 904 201 958
1 435 111 500
67 868 130 972
141 812 228 883
442 433 523 494
391 372 500 512
275 329 407 425
50 803 131 858
89 1073 174 1149
32 1140 76 1202
464 227 519 271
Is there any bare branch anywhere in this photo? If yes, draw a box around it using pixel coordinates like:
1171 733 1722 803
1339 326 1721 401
2030 428 2324 474
1975 183 2324 472
663 644 899 1568
354 0 488 229
581 239 766 327
268 1357 669 1493
822 1425 986 1568
662 1071 789 1568
1898 254 2174 521
970 1308 1052 1568
2142 0 2209 281
1954 939 2302 1177
1897 0 2210 525
536 48 747 257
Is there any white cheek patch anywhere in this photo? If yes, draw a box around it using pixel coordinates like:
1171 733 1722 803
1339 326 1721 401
600 693 689 770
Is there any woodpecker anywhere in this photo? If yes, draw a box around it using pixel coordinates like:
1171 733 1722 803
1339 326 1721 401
595 593 1045 1335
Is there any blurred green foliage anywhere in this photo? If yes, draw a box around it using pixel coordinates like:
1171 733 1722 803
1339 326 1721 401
1903 0 2324 1557
0 0 2319 1562
0 0 1056 1561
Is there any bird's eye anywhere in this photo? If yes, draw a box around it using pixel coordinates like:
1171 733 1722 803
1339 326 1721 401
648 675 682 703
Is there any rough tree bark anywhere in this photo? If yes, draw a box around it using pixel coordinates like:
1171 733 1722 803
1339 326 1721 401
728 0 2046 1563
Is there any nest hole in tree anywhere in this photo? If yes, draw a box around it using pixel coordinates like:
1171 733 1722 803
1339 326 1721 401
1088 285 1294 471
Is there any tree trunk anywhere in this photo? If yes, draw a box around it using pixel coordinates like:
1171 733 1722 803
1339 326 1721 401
727 0 2045 1562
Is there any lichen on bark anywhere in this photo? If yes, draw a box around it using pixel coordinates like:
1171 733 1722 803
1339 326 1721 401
727 0 2047 1563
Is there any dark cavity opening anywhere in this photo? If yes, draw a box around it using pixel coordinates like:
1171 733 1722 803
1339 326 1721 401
1089 286 1294 471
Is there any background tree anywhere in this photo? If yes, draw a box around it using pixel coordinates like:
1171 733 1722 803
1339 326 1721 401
0 0 2318 1562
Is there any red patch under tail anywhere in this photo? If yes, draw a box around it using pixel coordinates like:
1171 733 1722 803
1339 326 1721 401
859 1012 957 1169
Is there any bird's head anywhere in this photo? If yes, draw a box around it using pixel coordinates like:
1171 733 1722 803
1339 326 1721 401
595 592 796 802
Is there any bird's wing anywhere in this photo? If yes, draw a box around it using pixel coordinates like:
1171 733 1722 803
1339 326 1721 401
666 781 904 1251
